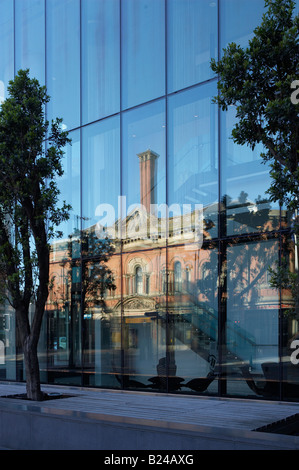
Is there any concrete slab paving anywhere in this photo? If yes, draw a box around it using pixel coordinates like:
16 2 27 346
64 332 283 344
0 382 299 450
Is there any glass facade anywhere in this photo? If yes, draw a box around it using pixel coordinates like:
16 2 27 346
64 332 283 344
0 0 298 401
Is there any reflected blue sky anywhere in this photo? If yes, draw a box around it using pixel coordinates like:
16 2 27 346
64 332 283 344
46 0 80 130
0 0 297 238
15 0 45 86
121 0 165 110
168 0 218 92
82 0 120 124
220 0 265 50
0 0 13 103
168 82 218 236
54 129 80 243
82 116 120 230
122 99 166 211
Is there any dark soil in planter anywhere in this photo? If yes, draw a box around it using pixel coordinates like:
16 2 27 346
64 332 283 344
254 413 299 436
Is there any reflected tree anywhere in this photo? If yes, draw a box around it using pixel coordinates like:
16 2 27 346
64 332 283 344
223 191 273 233
211 0 299 321
268 238 299 318
81 228 117 315
51 227 117 316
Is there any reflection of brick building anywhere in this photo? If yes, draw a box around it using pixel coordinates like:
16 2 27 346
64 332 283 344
46 149 214 386
0 0 298 403
138 149 158 213
46 148 291 392
106 149 206 312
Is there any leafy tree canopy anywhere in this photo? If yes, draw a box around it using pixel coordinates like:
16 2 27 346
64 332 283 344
211 0 299 318
0 69 71 399
0 69 71 241
211 0 299 227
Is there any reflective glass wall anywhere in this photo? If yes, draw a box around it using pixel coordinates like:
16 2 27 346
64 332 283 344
0 0 298 401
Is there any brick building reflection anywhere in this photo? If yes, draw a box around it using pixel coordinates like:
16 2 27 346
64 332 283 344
46 149 296 395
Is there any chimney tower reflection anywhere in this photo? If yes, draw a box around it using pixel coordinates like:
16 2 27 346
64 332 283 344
137 149 159 213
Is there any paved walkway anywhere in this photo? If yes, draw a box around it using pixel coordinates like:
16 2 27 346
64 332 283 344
0 381 299 449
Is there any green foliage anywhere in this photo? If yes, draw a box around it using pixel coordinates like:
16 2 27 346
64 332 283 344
0 68 72 399
268 257 299 316
211 0 299 311
211 0 299 224
0 69 71 307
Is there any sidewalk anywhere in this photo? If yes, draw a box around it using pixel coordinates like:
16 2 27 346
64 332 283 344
0 381 299 450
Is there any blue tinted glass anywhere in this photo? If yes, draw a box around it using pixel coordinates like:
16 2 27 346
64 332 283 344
46 0 80 130
121 100 166 390
221 108 280 235
81 117 121 387
121 0 165 109
82 0 120 124
168 0 218 92
122 99 166 213
226 239 279 397
0 0 13 105
82 116 120 233
220 0 265 50
15 0 45 85
52 130 81 258
168 83 218 239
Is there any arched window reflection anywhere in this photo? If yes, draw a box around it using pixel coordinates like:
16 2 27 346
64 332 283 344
174 261 182 293
185 267 191 291
135 266 143 294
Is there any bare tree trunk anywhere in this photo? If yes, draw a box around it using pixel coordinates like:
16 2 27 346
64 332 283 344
23 336 43 401
20 216 50 401
15 305 43 401
21 276 49 401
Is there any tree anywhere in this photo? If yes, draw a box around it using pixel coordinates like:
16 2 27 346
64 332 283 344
211 0 299 315
0 69 71 400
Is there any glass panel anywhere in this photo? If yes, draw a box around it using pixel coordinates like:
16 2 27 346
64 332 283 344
220 0 265 51
46 0 80 130
122 99 166 213
281 236 299 401
0 302 16 381
121 247 167 391
121 99 167 390
0 0 16 382
225 239 279 398
81 116 121 388
82 243 121 389
167 0 217 93
51 129 81 260
0 0 13 106
46 258 82 386
169 244 218 395
121 0 165 109
46 131 82 385
168 82 218 241
82 116 120 238
81 0 120 124
221 107 280 236
15 0 45 85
